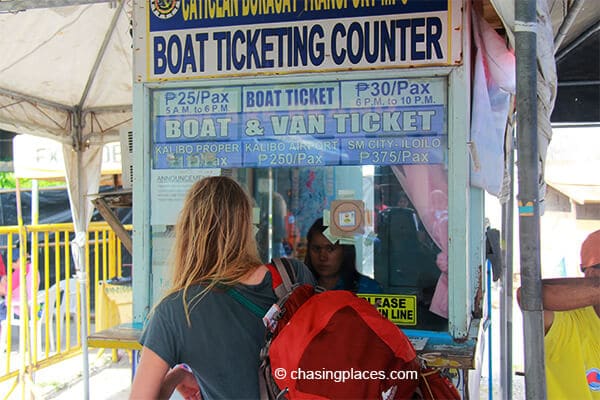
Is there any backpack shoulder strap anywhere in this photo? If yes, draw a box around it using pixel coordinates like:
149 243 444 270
269 257 297 299
231 259 298 316
226 287 268 318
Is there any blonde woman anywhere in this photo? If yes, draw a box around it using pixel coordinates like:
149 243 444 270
130 176 314 399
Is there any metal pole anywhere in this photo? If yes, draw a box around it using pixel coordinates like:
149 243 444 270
67 107 90 400
78 233 89 400
555 21 600 62
487 260 493 400
501 123 516 399
500 221 508 399
75 131 90 400
515 0 546 398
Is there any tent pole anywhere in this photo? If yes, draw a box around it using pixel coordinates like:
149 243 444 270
78 189 90 400
78 0 124 108
63 134 103 400
75 126 90 400
515 0 546 398
64 106 92 400
553 0 585 52
0 0 115 12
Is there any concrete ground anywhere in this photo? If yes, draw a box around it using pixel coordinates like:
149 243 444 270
1 350 132 400
45 351 132 400
3 350 189 399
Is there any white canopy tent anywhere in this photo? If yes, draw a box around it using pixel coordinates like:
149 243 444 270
0 1 131 398
0 0 132 235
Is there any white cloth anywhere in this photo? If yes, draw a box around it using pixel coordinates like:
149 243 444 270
469 10 516 197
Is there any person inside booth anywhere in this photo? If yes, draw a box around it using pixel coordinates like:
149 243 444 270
255 190 292 261
304 217 382 294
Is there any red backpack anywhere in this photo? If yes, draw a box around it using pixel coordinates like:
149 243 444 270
228 258 459 400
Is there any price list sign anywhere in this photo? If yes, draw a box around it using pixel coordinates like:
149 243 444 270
151 76 446 169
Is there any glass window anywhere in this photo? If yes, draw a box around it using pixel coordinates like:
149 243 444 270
234 165 448 331
150 75 449 331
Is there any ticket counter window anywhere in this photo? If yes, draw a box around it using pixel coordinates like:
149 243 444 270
234 163 448 332
374 166 448 331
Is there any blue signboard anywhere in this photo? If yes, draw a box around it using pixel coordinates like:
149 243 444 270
149 1 449 30
139 1 462 80
151 77 446 169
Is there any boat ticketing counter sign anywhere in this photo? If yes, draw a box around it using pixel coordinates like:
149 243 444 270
142 1 460 78
132 0 483 390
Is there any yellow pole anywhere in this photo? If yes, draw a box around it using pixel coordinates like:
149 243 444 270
15 178 30 399
31 179 39 364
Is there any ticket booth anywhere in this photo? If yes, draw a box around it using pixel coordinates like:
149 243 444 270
131 1 488 396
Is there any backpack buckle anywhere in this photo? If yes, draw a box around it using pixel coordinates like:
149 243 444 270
262 303 282 332
275 387 289 400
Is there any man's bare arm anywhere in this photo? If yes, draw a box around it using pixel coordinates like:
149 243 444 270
517 277 600 333
541 277 600 311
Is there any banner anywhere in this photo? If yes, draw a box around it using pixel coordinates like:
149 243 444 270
13 134 122 179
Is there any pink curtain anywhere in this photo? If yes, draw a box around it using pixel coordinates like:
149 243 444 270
391 165 449 318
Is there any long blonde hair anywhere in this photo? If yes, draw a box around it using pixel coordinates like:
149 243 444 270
167 176 262 322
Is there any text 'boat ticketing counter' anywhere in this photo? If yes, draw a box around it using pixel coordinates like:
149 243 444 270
131 0 489 396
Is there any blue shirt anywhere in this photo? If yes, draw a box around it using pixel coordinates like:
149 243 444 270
332 274 383 294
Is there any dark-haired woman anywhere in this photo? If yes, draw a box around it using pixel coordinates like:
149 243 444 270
304 217 382 293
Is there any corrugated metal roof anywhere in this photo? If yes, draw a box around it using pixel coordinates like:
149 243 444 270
547 182 600 204
546 124 600 203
